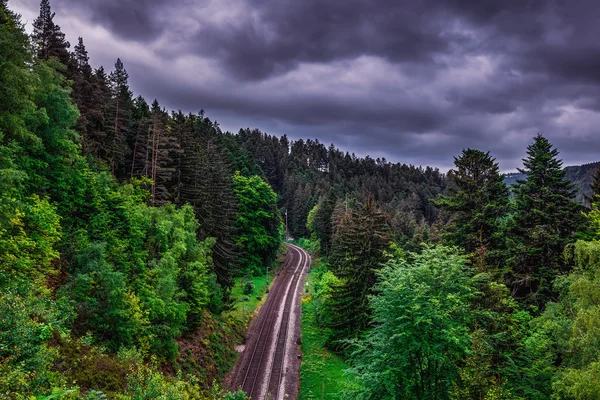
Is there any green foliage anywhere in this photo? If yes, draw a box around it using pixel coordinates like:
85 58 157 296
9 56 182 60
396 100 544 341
508 134 585 305
0 194 61 284
211 383 249 400
68 242 151 352
434 148 509 270
327 197 390 347
242 281 255 295
347 245 475 399
233 172 282 276
299 261 355 400
547 239 600 398
0 286 67 397
580 202 600 241
554 361 600 400
66 187 213 357
451 278 528 400
312 269 343 335
306 204 320 252
121 362 203 399
311 191 337 256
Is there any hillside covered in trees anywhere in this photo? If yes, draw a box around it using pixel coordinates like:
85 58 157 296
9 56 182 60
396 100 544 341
4 0 600 399
0 1 448 398
300 137 600 399
1 1 280 398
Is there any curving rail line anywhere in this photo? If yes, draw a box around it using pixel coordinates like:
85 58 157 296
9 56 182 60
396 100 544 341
233 243 309 400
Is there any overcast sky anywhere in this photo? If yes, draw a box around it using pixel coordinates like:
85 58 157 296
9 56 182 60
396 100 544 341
11 0 600 171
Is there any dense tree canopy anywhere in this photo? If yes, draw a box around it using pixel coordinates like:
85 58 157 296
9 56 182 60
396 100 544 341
233 172 282 276
348 246 475 400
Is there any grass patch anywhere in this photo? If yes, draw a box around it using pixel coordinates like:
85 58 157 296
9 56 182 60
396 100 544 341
229 243 288 325
299 263 353 400
229 272 274 324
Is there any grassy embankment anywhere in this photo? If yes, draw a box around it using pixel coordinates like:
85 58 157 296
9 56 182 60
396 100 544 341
298 256 354 400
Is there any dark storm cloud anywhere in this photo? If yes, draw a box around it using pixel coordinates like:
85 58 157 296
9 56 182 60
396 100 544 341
11 0 600 170
189 0 454 80
130 63 449 132
55 0 167 41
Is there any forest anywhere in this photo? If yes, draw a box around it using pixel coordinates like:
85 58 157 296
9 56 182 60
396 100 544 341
2 0 600 399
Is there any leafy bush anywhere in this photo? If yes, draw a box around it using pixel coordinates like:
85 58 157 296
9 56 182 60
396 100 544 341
347 245 474 399
243 281 255 295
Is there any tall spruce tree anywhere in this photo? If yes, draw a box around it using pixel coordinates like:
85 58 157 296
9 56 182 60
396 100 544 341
168 110 190 204
508 134 585 305
129 96 152 179
180 112 239 295
327 196 390 347
313 190 337 256
32 0 71 67
82 66 111 159
107 58 134 177
70 37 96 153
149 99 179 205
434 149 510 270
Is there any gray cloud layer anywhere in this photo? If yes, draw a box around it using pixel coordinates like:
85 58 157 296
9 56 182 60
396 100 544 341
11 0 600 170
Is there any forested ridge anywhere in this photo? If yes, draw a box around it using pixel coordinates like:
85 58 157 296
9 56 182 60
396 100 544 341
299 140 600 399
3 0 600 399
1 1 280 398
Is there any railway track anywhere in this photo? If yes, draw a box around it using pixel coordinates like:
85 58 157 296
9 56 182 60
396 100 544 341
232 243 309 400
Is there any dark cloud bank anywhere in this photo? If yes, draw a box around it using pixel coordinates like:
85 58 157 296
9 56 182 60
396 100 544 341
12 0 600 170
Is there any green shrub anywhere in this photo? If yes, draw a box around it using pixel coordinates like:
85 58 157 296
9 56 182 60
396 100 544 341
243 281 255 296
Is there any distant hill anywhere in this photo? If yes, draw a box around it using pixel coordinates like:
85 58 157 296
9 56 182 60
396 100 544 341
504 162 600 204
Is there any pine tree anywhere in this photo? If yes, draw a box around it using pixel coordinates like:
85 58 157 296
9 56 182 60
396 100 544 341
32 0 71 67
73 37 89 72
180 112 239 295
148 100 179 205
168 110 194 204
327 196 390 347
81 66 111 159
313 190 337 256
70 37 96 153
288 180 315 238
107 58 134 178
434 149 510 270
129 96 152 179
508 134 585 305
587 166 600 206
